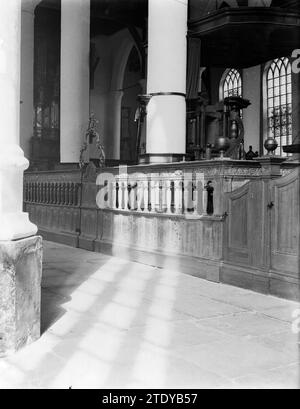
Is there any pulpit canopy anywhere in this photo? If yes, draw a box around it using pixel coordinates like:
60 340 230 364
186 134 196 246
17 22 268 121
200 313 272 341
188 1 300 68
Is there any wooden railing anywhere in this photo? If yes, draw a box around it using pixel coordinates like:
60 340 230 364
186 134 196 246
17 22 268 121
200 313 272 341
96 159 264 218
24 181 81 207
102 174 205 216
23 159 265 251
23 159 299 300
24 169 82 247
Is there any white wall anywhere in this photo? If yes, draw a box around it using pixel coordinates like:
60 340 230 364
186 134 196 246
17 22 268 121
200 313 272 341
89 29 136 160
89 35 112 159
242 65 261 153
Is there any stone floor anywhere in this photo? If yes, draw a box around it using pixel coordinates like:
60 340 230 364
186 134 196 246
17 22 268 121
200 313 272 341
0 241 299 389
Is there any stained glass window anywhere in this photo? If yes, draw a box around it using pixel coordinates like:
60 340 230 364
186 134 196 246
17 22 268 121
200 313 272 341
266 57 292 156
223 69 242 99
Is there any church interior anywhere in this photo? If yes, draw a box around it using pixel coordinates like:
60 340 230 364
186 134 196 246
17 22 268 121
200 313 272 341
0 0 299 389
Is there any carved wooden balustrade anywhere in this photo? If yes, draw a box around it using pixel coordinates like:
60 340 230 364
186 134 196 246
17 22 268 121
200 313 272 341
95 159 265 285
103 171 205 216
24 170 82 246
24 181 80 207
98 160 263 218
24 159 300 300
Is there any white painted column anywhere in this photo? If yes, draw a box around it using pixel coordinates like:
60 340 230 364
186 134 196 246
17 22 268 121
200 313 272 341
146 0 188 163
20 1 36 160
60 0 90 163
0 0 37 240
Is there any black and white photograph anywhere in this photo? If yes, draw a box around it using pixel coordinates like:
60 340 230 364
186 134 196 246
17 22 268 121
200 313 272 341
0 0 299 391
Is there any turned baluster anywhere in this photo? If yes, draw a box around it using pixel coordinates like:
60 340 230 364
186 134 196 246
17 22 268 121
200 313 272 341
53 183 57 204
75 183 80 206
69 183 73 206
165 180 172 214
124 181 131 210
141 180 149 212
39 183 43 203
72 183 78 206
116 182 119 209
63 183 68 206
70 183 74 206
160 180 167 213
60 183 65 205
49 182 52 204
136 180 143 212
29 183 33 202
154 179 161 213
111 182 117 209
45 183 49 204
25 183 29 202
174 178 183 214
55 183 59 205
183 174 194 214
59 182 63 205
67 183 71 206
43 183 47 204
34 182 37 202
27 183 30 202
45 183 48 204
24 183 28 202
33 182 37 202
35 183 39 203
106 181 112 209
123 181 129 210
40 183 44 203
49 183 53 204
64 183 68 205
149 179 156 213
59 183 63 205
129 181 138 211
36 183 39 203
40 183 43 203
119 181 124 210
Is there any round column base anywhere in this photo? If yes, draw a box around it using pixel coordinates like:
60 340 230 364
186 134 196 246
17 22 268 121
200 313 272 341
0 213 38 241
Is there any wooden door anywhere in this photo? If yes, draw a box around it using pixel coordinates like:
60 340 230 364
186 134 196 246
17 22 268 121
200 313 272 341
269 169 300 277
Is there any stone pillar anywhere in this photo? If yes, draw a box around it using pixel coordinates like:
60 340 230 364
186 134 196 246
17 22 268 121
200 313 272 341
0 0 42 355
20 0 37 160
60 0 90 163
146 0 187 163
0 1 37 241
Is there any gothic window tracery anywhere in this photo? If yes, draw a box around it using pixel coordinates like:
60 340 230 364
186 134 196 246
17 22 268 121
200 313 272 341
266 57 292 156
222 68 242 99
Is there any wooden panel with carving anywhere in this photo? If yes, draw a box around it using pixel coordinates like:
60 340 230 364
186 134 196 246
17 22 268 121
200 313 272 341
270 169 300 276
224 180 266 269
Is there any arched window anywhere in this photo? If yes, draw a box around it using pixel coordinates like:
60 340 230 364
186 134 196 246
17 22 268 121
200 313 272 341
221 68 242 100
266 57 292 156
